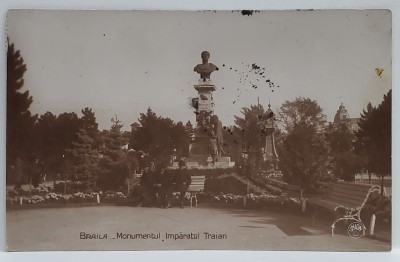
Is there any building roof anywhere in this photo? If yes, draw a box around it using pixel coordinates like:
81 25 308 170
333 103 360 132
334 102 350 123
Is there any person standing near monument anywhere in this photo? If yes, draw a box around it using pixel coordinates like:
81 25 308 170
174 159 191 208
194 51 219 81
159 168 175 208
138 165 157 207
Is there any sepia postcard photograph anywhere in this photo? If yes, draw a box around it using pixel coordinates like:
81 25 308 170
5 9 392 252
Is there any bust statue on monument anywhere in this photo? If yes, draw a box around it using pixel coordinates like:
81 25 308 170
188 50 233 167
194 51 219 83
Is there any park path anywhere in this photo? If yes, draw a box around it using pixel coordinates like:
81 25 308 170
6 205 390 251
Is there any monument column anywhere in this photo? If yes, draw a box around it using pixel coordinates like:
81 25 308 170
183 51 233 168
189 51 219 161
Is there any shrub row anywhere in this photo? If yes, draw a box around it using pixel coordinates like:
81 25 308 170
199 192 301 213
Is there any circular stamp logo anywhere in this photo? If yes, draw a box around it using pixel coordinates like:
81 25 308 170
347 221 364 238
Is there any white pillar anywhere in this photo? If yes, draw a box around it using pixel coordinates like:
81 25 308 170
301 198 307 213
96 193 100 204
369 214 376 236
300 188 306 213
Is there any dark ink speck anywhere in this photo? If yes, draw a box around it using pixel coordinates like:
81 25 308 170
241 10 254 16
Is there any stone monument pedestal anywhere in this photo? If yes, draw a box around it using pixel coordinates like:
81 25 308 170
180 51 235 169
190 135 210 156
194 82 216 113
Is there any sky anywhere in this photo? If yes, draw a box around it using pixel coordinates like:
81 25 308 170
7 9 392 131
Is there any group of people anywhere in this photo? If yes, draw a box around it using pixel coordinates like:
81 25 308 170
136 159 192 208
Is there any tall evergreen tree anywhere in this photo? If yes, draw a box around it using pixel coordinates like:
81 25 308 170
130 108 159 152
355 90 391 194
67 129 100 190
80 107 100 152
185 120 195 140
172 121 190 157
57 112 81 151
234 104 266 151
34 111 81 178
130 108 190 168
97 117 129 190
326 122 360 181
7 40 37 164
64 109 100 190
80 107 99 139
35 112 58 175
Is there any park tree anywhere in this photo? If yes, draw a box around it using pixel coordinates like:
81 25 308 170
185 120 195 137
354 102 375 172
67 128 100 190
130 108 190 168
35 112 58 175
354 90 391 194
233 104 267 171
36 111 57 140
129 108 159 153
7 40 37 164
277 97 326 133
172 121 191 157
80 107 99 142
34 111 81 179
277 98 330 193
55 112 81 175
221 125 242 163
279 123 331 193
233 104 266 151
57 112 81 150
97 117 129 190
326 122 360 181
61 109 99 190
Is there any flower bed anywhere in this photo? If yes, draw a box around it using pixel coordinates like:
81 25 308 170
198 192 301 213
6 187 128 207
100 191 128 204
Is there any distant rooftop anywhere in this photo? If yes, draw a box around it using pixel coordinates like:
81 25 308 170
333 103 360 132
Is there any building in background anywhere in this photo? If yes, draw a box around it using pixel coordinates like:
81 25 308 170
333 103 360 133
